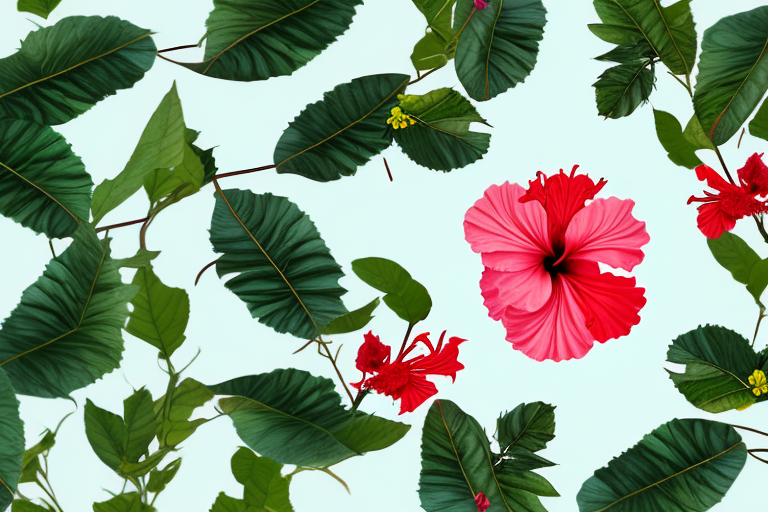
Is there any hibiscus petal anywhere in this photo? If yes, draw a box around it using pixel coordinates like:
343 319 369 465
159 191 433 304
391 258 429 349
694 201 738 239
500 276 594 362
695 164 731 192
480 266 552 316
564 197 649 271
738 153 768 195
464 182 551 272
395 374 438 414
564 260 646 343
409 335 466 381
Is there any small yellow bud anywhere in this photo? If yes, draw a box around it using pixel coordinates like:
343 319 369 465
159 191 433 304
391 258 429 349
386 106 416 130
748 369 767 397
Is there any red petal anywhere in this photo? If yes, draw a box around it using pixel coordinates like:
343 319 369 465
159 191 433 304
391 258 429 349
355 331 391 373
695 200 738 239
408 335 466 381
695 164 731 192
738 153 768 195
393 374 438 414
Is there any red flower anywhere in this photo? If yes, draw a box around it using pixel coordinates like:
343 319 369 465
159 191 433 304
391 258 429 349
352 331 466 414
464 166 649 361
474 0 490 8
475 493 491 512
688 153 768 239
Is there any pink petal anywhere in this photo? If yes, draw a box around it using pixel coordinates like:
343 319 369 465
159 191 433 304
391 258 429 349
480 265 552 317
464 182 552 272
563 197 649 271
499 276 594 362
565 260 646 343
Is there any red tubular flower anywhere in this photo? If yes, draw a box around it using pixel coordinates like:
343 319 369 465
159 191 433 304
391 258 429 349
464 166 649 362
352 331 466 414
475 493 491 512
474 0 490 8
688 153 768 239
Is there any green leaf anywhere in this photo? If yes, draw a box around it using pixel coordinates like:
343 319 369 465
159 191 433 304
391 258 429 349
210 494 253 512
653 109 702 169
594 59 655 119
0 225 136 398
91 83 189 224
84 399 127 472
274 74 409 182
154 378 214 447
590 0 696 76
683 114 715 151
351 257 432 325
694 6 768 146
0 370 24 511
411 32 453 71
667 325 760 413
0 16 156 125
413 0 457 41
11 501 50 512
454 0 547 101
497 402 555 454
143 145 205 204
707 232 761 285
231 449 292 512
577 419 747 512
146 459 181 494
126 267 189 359
749 97 768 142
747 259 768 304
20 431 55 484
17 0 62 19
118 449 170 478
209 369 409 467
123 388 156 463
93 493 155 512
179 0 363 81
322 298 380 335
112 250 161 269
419 400 557 512
0 119 92 239
394 88 491 171
210 189 347 340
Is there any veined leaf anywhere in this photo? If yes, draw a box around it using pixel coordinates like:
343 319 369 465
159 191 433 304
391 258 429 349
11 501 49 512
0 119 92 239
0 225 136 398
749 96 768 142
594 58 655 119
497 402 555 454
653 109 702 169
322 298 380 335
707 231 761 285
126 267 189 359
209 369 409 468
179 0 363 81
413 0 457 41
92 492 155 512
590 0 696 76
19 430 54 484
0 16 156 125
146 459 181 494
0 370 24 511
230 448 292 512
123 389 157 463
210 189 347 339
694 6 768 145
154 378 214 447
17 0 62 19
419 400 558 512
112 250 161 269
410 0 458 71
454 0 547 102
274 74 409 182
667 325 760 413
683 114 715 151
394 88 491 171
577 419 747 512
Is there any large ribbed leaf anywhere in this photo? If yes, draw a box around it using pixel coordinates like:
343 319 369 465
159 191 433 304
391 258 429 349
209 369 410 468
0 119 92 239
667 326 761 413
589 0 696 77
274 74 409 182
0 16 156 125
0 369 23 512
394 88 491 171
577 419 747 512
694 6 768 146
178 0 363 81
210 189 347 339
0 225 136 398
453 0 547 102
496 402 555 454
419 400 558 512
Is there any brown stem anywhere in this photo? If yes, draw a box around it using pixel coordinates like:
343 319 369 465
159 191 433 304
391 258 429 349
214 164 277 180
713 146 735 185
195 259 219 286
738 128 746 149
407 67 441 86
753 308 765 348
731 424 768 438
748 450 768 464
398 323 415 358
158 44 198 54
319 338 355 404
95 216 150 233
754 215 768 244
139 215 156 251
384 158 393 181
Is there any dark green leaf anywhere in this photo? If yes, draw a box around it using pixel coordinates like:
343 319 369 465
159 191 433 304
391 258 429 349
11 501 49 512
146 459 181 494
454 0 547 102
210 189 347 339
322 298 380 335
594 43 655 63
351 257 432 325
274 74 408 181
0 369 24 511
93 493 155 512
0 119 92 239
419 400 557 512
0 16 156 125
497 402 555 454
126 267 189 359
17 0 62 19
653 109 702 169
749 96 768 142
683 114 715 151
180 0 363 81
209 369 409 467
577 419 746 512
231 449 292 512
20 431 54 484
594 60 655 119
123 388 156 463
707 232 761 285
154 378 214 447
112 250 161 269
747 259 768 304
694 6 768 145
394 88 491 171
667 325 760 413
84 399 127 472
0 225 136 398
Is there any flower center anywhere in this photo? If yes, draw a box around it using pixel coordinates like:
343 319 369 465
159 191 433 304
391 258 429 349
543 253 564 276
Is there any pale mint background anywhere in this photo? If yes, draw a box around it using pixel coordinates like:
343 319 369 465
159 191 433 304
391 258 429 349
1 1 767 510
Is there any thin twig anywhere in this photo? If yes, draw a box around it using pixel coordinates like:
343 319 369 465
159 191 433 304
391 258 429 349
319 337 355 403
667 71 692 97
753 308 765 348
738 128 746 149
384 158 393 181
731 424 768 438
214 164 277 180
748 450 768 464
95 216 150 233
753 215 768 244
48 239 56 258
158 44 198 54
713 146 735 184
195 258 219 286
399 323 415 358
407 67 441 86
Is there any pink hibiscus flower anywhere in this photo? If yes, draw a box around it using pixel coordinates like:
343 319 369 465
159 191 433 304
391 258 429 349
463 166 649 362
